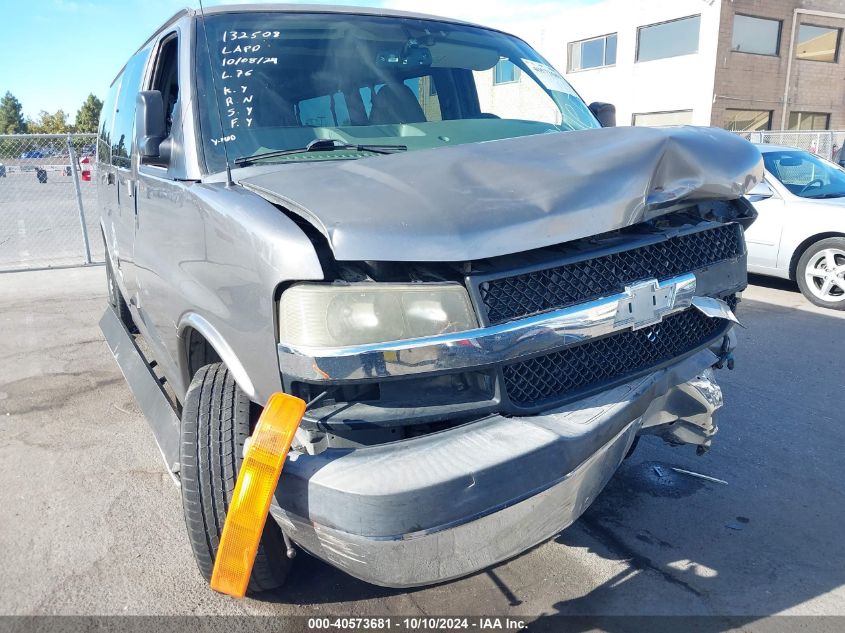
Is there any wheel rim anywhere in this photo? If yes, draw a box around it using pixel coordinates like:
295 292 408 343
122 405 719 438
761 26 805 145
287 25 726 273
804 248 845 302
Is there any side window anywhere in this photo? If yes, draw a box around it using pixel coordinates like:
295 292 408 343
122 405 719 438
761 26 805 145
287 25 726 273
111 49 151 169
97 76 121 164
150 34 179 136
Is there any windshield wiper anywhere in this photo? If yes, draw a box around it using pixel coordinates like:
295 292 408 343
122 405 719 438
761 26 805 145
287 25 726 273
234 139 408 166
806 192 845 199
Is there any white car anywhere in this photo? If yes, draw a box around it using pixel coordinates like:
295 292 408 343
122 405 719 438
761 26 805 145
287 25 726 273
746 144 845 310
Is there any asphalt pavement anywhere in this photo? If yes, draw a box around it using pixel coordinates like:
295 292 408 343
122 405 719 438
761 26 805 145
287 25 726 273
1 267 843 625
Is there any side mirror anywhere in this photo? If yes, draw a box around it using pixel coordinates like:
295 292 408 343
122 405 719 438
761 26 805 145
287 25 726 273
589 102 616 127
136 90 171 166
746 180 775 201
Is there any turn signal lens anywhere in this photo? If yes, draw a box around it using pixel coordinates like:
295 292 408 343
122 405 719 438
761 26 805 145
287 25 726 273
210 392 306 598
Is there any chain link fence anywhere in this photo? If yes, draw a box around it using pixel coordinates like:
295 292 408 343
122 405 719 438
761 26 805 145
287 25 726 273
0 133 101 271
737 130 845 162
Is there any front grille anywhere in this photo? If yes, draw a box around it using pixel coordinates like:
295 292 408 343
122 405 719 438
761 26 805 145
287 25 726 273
478 223 743 325
503 300 735 408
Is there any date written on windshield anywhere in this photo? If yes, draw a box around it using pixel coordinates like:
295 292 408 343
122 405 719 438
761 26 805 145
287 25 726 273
217 30 282 130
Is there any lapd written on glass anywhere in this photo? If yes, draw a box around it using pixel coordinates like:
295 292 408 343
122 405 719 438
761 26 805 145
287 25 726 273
217 29 282 130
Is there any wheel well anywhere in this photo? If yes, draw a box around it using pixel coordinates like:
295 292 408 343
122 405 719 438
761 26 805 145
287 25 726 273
183 327 222 379
789 232 845 280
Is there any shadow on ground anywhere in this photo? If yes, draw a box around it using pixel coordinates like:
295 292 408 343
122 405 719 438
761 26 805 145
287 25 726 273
747 272 799 293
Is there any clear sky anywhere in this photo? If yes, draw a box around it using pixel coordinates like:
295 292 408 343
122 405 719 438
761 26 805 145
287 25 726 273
0 0 600 120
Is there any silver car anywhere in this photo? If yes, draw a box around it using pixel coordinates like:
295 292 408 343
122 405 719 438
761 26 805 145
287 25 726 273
746 144 845 309
97 4 760 593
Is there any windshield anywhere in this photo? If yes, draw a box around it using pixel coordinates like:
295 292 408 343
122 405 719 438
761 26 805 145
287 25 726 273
195 11 599 173
763 150 845 199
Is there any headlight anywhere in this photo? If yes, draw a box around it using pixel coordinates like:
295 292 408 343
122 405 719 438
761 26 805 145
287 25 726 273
279 283 478 347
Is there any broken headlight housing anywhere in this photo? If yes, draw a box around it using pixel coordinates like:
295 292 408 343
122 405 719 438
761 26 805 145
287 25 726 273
278 283 478 347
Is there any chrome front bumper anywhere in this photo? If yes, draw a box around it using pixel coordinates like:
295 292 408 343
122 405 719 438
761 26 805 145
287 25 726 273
268 348 724 587
278 271 739 382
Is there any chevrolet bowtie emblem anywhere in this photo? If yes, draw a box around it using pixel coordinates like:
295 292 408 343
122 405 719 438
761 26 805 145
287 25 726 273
614 277 696 330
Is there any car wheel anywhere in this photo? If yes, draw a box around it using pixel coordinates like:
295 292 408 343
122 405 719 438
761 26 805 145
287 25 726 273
179 363 292 594
796 238 845 310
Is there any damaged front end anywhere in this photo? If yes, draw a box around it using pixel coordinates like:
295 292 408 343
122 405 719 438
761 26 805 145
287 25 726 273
250 126 761 586
270 346 734 587
266 205 753 587
276 204 751 454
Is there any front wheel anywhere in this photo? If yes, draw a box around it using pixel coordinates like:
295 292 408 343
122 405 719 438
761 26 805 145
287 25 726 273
179 363 292 594
796 238 845 310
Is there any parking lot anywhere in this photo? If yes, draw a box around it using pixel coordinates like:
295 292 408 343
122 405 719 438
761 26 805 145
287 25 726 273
0 266 843 625
0 167 101 271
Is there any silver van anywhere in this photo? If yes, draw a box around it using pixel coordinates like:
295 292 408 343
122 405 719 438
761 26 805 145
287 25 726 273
98 4 761 592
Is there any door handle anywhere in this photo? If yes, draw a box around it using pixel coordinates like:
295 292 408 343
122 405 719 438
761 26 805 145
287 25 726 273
127 179 135 198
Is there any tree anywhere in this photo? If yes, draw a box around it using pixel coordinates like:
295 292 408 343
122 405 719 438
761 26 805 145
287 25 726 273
28 109 72 134
75 93 103 133
0 91 27 133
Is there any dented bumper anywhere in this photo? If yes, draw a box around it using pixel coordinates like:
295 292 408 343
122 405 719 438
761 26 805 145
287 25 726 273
269 346 727 587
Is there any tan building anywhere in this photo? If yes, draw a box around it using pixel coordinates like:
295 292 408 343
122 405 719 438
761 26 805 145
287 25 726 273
714 0 845 132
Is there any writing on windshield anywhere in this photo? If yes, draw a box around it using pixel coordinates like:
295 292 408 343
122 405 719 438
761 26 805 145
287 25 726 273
196 12 598 172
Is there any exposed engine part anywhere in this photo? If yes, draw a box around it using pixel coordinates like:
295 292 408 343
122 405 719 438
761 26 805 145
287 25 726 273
640 368 723 454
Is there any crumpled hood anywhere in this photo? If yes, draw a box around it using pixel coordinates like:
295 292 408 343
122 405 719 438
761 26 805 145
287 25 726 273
239 125 762 262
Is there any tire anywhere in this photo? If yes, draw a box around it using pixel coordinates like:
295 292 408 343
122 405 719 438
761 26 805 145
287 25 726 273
179 363 292 594
105 255 133 327
796 237 845 311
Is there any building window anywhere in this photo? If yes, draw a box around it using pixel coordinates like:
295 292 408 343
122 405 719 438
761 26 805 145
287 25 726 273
797 24 841 62
788 112 830 130
636 15 701 62
724 109 772 131
568 34 617 71
493 58 520 84
632 110 694 127
731 15 781 56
